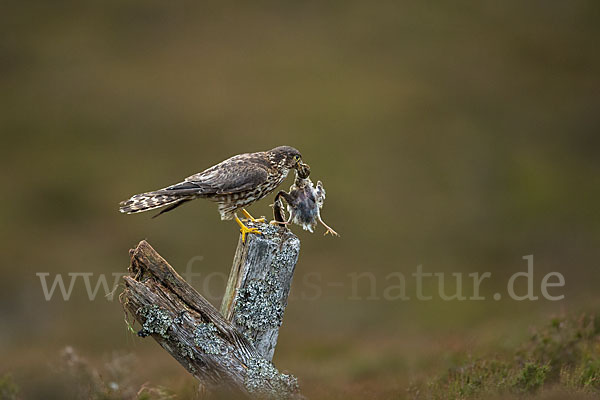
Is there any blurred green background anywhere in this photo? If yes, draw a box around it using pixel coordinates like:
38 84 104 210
1 1 599 398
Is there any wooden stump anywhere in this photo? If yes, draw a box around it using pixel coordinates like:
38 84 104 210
221 221 301 361
120 235 302 399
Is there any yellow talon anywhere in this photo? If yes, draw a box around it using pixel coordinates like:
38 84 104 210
241 208 265 223
235 215 262 243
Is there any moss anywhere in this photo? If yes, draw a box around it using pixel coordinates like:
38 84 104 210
137 305 173 339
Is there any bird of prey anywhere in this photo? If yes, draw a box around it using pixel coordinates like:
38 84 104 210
272 163 339 237
119 146 306 242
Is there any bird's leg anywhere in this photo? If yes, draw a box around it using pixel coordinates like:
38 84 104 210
271 215 292 226
240 208 265 223
270 191 295 226
235 215 262 243
318 215 339 237
270 193 288 226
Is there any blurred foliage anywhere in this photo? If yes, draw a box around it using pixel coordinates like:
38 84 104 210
425 314 600 399
0 374 19 400
49 346 180 400
1 0 599 398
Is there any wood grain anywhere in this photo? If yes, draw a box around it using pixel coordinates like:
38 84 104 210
120 236 302 398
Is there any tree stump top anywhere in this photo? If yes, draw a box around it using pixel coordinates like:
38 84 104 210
222 222 301 361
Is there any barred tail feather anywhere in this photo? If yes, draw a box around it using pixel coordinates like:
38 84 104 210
119 191 192 215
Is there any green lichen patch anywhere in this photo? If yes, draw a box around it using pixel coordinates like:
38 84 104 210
252 222 281 237
248 222 299 248
234 279 284 333
177 342 195 360
173 310 187 325
244 356 299 397
270 244 299 272
194 323 229 356
137 305 173 339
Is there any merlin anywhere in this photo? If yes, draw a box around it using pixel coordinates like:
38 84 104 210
119 146 306 241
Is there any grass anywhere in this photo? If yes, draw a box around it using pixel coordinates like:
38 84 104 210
422 314 600 399
0 374 19 400
51 346 180 400
2 314 598 399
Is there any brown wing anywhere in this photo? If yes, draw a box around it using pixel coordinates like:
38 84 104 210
162 154 269 196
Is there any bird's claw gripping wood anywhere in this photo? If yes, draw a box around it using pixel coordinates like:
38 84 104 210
235 215 262 243
240 208 266 223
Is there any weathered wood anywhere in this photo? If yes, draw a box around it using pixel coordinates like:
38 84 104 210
221 221 301 362
120 240 301 399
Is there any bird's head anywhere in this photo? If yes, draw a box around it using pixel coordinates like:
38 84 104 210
269 146 304 170
297 161 311 179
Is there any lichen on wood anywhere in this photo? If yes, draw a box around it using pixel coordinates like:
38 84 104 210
137 305 173 338
235 278 284 332
120 240 302 399
221 221 301 361
194 323 229 356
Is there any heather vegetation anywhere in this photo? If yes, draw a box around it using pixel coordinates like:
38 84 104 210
421 315 599 399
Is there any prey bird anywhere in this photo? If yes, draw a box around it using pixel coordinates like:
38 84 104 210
272 163 339 237
119 146 306 242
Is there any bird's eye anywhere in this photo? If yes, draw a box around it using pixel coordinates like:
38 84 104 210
294 155 301 161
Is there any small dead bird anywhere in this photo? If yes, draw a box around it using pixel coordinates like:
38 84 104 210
272 163 339 236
